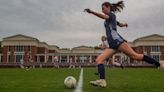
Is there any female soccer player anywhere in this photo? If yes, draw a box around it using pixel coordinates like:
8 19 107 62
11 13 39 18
84 1 164 87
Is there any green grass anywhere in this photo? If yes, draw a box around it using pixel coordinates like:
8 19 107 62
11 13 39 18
84 68 164 92
0 68 164 92
0 68 80 92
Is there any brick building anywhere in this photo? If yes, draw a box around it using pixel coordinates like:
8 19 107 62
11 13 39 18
0 34 164 67
0 34 58 64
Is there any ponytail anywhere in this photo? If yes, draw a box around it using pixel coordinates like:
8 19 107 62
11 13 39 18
112 1 125 12
102 1 125 13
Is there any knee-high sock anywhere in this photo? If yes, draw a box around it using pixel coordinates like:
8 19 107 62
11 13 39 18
142 55 160 67
98 64 105 79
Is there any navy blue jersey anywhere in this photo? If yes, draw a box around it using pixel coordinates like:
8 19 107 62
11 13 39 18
104 12 117 31
104 12 126 50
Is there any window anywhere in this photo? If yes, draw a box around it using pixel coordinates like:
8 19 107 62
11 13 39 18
61 56 67 62
28 46 31 52
14 46 24 52
20 46 24 52
7 46 12 52
15 55 24 63
144 46 150 52
151 55 160 61
7 55 10 63
79 56 87 63
151 46 160 52
14 46 18 52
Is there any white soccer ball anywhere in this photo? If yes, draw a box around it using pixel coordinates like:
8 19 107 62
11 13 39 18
64 76 77 88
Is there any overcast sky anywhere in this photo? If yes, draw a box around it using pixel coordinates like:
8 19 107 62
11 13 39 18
0 0 164 48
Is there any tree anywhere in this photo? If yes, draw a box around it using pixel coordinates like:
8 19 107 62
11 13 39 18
94 46 101 50
0 41 1 53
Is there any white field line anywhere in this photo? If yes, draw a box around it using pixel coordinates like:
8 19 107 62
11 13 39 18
74 68 83 92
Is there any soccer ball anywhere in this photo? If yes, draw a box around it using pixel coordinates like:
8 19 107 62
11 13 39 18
64 76 77 88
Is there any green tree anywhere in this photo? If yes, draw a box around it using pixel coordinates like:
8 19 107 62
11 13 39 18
94 46 101 50
0 41 1 53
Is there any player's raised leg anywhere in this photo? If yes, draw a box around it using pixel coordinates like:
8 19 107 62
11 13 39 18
118 42 162 68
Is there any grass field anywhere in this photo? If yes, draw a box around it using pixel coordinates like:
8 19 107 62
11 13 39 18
0 68 164 92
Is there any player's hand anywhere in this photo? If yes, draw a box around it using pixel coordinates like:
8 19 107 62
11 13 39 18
125 23 128 27
84 8 93 13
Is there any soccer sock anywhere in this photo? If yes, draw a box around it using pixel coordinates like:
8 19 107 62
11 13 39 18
142 55 160 67
98 64 105 79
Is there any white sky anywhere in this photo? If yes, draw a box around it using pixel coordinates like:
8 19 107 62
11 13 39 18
0 0 164 48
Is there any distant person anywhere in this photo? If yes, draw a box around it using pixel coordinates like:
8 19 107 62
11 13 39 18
53 56 59 68
69 57 75 68
20 58 24 69
28 52 35 69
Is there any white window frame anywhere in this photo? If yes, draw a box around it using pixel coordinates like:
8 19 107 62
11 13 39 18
14 53 24 63
150 54 160 62
151 45 160 53
14 45 24 52
7 53 10 63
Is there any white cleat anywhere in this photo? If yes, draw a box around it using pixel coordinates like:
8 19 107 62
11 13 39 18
90 79 107 87
159 61 164 71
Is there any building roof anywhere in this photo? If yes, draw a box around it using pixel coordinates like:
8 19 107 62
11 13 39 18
3 34 39 41
48 45 60 52
59 48 71 53
133 34 164 42
72 45 94 50
38 42 49 48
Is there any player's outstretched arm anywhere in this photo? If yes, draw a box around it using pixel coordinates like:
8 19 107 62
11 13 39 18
84 8 109 20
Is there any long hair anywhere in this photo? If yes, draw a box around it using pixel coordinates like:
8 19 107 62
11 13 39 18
102 1 125 13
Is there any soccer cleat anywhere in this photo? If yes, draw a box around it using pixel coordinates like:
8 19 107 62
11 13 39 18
90 79 107 87
159 61 164 71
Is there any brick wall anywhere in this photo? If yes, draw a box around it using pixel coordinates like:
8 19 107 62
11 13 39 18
160 46 164 61
48 50 57 53
31 46 37 62
37 47 45 54
10 46 14 63
2 46 7 63
24 46 28 64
